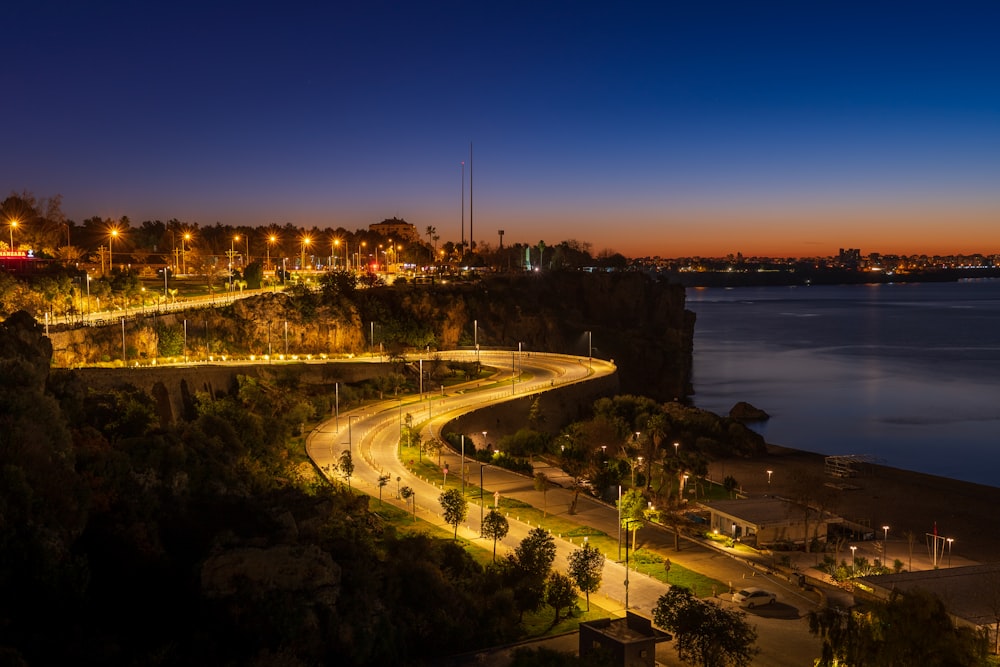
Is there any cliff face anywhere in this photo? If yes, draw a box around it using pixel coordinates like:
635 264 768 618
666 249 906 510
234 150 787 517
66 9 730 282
47 272 694 402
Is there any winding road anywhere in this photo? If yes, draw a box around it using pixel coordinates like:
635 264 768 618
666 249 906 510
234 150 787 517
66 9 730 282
306 350 823 666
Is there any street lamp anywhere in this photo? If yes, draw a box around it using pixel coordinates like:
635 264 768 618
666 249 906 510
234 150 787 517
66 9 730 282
882 525 890 564
850 545 857 575
8 218 18 249
624 517 642 610
348 415 359 455
947 538 954 567
482 430 488 453
109 227 119 275
586 330 592 369
182 232 191 274
767 469 773 493
230 235 238 291
266 234 277 272
332 237 341 270
301 236 312 272
674 441 679 457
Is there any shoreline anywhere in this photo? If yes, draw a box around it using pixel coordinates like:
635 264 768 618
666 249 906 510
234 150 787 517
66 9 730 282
709 443 1000 565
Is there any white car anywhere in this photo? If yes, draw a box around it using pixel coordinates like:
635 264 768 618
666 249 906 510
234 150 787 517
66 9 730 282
733 587 776 608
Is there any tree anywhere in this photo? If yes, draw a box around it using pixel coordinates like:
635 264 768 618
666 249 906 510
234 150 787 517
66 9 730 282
567 541 604 611
482 508 509 561
377 474 390 504
534 471 552 516
439 488 468 539
809 589 989 666
653 586 758 667
516 527 557 579
619 488 647 549
544 572 577 625
338 450 354 487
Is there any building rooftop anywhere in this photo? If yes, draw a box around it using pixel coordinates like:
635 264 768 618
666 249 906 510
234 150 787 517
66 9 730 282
860 562 1000 626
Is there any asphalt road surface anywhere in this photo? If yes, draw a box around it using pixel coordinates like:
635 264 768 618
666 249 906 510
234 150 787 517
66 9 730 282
307 350 823 666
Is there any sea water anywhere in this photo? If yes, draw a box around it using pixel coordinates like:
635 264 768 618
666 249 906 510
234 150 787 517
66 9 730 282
685 279 1000 487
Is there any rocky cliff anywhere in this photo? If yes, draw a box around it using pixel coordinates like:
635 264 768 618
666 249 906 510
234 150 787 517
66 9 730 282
47 271 694 402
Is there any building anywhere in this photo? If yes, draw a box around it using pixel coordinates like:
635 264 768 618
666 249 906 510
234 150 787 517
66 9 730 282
700 497 843 548
368 217 420 243
579 612 670 667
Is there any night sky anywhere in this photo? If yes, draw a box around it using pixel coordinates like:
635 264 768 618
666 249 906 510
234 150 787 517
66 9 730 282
5 1 999 257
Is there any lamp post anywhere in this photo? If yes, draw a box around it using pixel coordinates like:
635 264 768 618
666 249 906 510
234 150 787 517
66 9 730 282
850 545 857 575
882 525 890 564
332 237 341 270
301 236 312 272
624 517 641 610
479 463 486 535
8 218 18 249
230 235 238 291
586 330 592 369
767 469 773 493
947 538 954 567
109 228 119 275
482 430 488 454
182 232 191 274
674 441 679 457
348 415 359 455
266 234 276 272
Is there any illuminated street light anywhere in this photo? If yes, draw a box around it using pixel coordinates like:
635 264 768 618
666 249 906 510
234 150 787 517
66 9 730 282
301 235 312 272
767 469 773 493
8 218 18 249
882 525 890 564
230 235 239 291
850 545 857 575
266 234 277 272
109 227 120 275
182 232 191 274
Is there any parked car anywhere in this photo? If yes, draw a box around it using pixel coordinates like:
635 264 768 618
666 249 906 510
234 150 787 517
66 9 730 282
733 587 776 608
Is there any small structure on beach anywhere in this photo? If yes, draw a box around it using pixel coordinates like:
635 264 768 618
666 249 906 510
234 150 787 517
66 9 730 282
700 497 844 548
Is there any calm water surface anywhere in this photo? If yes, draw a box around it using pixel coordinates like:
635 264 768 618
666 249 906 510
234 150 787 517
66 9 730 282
685 279 1000 487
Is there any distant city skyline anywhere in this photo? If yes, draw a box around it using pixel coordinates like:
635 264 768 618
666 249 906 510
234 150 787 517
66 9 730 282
4 2 999 258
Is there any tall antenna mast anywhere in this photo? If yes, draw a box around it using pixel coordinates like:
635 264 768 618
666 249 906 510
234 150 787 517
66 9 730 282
469 141 474 250
461 161 465 249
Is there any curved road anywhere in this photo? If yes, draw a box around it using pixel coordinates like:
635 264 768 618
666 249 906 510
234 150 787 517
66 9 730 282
307 350 822 666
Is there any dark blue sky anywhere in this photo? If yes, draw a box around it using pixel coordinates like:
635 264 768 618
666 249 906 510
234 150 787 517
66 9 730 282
5 1 999 256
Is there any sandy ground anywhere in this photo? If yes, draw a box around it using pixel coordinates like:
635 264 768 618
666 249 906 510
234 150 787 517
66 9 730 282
708 444 1000 566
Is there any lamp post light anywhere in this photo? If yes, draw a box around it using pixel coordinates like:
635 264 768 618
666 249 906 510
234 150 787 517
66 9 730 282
7 218 17 249
230 235 238 291
767 469 773 493
674 441 679 457
182 232 191 274
348 415 359 455
850 545 857 576
947 538 954 567
332 237 341 270
882 525 890 564
623 517 640 610
109 227 119 275
301 236 312 272
266 234 277 272
586 330 592 369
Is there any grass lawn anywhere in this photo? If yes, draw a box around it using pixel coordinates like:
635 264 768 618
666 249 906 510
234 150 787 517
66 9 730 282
398 446 726 598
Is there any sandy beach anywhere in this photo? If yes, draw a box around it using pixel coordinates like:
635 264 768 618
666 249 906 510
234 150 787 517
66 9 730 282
709 444 1000 565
